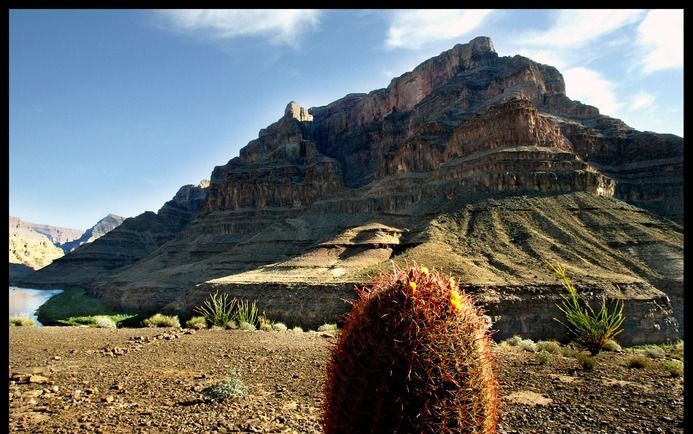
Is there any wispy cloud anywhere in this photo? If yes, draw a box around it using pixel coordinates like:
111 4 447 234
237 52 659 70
628 90 656 111
563 67 622 116
518 9 644 48
156 9 321 47
385 9 493 50
637 9 683 74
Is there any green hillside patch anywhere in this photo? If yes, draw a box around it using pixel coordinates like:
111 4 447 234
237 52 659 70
37 287 144 327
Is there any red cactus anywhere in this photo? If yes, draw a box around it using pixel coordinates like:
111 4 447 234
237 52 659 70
323 266 499 434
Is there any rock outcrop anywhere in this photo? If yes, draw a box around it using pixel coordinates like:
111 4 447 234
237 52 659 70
19 37 682 343
8 217 79 271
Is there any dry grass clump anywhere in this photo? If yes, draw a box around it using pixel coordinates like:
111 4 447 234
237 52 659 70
238 321 256 331
535 350 556 365
660 360 683 378
143 313 180 328
536 340 562 355
644 346 665 359
626 354 651 369
317 323 339 332
185 316 207 330
574 352 596 370
9 315 36 327
202 370 247 402
291 326 304 333
518 339 537 353
93 315 117 329
602 339 622 352
272 322 287 332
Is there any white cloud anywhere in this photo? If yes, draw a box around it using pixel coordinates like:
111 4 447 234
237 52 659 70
157 9 321 47
563 67 622 116
519 9 644 48
628 90 656 111
637 9 683 73
385 9 493 50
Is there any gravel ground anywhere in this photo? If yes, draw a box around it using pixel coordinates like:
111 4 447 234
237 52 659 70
8 327 684 433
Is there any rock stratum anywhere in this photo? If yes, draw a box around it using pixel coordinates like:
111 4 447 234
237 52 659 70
20 37 683 344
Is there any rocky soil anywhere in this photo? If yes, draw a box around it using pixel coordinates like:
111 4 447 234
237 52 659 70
9 327 683 433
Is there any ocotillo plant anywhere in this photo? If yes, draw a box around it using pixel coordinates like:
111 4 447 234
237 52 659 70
323 265 499 434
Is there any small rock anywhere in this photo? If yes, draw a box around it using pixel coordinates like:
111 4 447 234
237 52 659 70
52 356 61 361
101 395 114 403
28 375 50 384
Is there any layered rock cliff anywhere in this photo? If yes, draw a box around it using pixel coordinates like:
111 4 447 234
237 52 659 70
20 37 682 343
59 214 125 253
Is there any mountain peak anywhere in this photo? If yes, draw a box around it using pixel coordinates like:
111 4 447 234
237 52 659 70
468 35 495 54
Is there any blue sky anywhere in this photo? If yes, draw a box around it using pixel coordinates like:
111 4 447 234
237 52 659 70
9 9 683 230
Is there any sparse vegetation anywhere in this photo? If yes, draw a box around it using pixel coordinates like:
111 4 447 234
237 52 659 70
626 354 651 369
143 313 180 328
660 360 683 377
234 299 259 328
602 339 622 352
56 314 134 328
518 338 537 352
93 315 117 329
508 335 523 346
535 350 555 365
550 261 624 355
536 340 562 355
291 326 304 333
202 370 247 402
238 321 256 331
9 315 36 327
574 352 597 370
194 291 236 328
644 346 665 359
185 316 207 330
37 286 138 326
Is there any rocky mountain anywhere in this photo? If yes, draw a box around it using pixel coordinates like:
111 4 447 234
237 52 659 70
14 182 209 288
59 214 125 253
17 37 683 344
8 217 80 270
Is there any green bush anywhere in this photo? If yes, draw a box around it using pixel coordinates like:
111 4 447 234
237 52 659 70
9 315 36 327
644 346 665 359
660 360 683 377
260 322 273 331
238 321 256 331
143 313 180 328
626 354 651 369
202 370 247 402
561 345 579 358
194 292 235 328
536 340 562 355
317 323 339 332
234 299 259 327
508 335 523 346
602 339 622 352
550 262 624 355
93 315 117 329
324 266 498 433
185 316 207 330
272 322 287 331
574 352 597 370
518 339 537 352
535 350 556 365
226 320 238 330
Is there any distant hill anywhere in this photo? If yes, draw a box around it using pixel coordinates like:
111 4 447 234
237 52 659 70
59 214 125 253
8 214 125 280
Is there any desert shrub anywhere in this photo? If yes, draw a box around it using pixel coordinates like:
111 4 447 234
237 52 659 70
574 352 597 371
536 340 562 355
142 313 180 328
9 315 35 327
234 299 259 327
238 321 256 331
561 345 579 358
535 350 556 365
626 354 651 369
673 341 684 361
194 291 235 328
185 316 207 330
550 262 624 355
202 370 247 402
602 339 622 352
324 266 498 434
93 315 117 329
260 322 273 331
317 323 339 332
507 335 523 346
644 346 665 359
518 339 537 352
272 322 287 332
660 360 683 377
226 320 238 330
291 326 304 333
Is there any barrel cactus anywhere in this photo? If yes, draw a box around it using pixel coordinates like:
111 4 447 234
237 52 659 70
323 266 499 434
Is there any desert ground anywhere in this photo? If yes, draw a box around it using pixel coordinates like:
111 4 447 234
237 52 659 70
8 327 684 433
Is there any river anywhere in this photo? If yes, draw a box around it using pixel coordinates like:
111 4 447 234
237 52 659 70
8 286 63 326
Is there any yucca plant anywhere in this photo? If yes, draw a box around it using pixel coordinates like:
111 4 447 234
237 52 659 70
234 299 259 327
550 261 624 355
194 291 236 328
